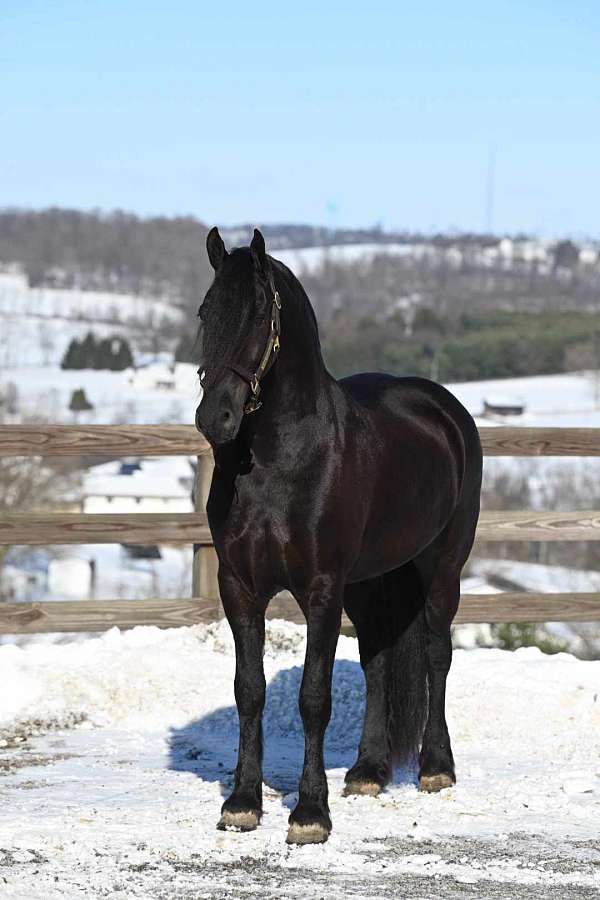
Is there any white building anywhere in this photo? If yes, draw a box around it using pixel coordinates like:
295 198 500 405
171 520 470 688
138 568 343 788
82 457 194 514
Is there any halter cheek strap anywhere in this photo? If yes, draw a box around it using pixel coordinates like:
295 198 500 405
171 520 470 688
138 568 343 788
228 276 282 414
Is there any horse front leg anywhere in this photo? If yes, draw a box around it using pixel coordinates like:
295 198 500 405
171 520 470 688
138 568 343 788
287 579 343 845
218 570 266 832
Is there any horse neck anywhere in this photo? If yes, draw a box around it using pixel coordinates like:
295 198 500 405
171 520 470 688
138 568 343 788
241 272 336 452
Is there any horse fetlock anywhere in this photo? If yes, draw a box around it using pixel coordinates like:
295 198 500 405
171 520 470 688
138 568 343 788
218 791 262 831
419 733 455 781
217 808 261 831
344 758 389 797
287 801 331 845
418 772 455 793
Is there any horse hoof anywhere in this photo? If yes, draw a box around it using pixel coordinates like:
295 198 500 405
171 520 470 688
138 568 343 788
286 822 330 845
419 773 454 793
343 780 381 797
217 809 260 832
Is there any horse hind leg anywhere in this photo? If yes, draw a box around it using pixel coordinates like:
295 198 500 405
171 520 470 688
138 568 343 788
417 569 459 793
343 576 391 796
414 511 477 793
343 563 427 796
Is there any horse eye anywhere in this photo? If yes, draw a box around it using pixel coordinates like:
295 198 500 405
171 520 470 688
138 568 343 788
198 369 206 384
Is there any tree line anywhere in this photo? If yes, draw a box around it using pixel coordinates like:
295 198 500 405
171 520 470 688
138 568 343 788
0 208 212 309
62 333 133 371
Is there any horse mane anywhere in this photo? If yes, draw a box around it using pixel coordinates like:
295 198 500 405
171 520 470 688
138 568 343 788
200 248 323 377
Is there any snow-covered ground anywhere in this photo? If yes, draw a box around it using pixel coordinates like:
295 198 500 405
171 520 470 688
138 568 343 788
5 363 600 430
2 362 200 424
448 372 600 429
0 621 598 898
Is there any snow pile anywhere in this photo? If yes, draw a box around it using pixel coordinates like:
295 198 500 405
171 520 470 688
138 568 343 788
1 620 598 768
0 621 364 748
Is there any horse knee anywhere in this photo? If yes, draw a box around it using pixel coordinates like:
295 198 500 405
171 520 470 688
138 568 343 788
234 673 265 717
299 681 331 731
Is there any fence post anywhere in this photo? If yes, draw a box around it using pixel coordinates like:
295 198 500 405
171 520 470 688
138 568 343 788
192 453 219 603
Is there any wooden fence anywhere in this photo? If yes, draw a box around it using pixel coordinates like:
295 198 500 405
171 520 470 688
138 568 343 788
0 424 599 634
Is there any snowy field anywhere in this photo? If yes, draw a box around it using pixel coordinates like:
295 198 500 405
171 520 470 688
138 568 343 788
0 272 185 368
6 363 600 428
2 362 200 424
1 621 599 899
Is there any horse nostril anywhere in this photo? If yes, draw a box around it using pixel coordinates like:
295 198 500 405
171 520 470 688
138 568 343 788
222 409 232 426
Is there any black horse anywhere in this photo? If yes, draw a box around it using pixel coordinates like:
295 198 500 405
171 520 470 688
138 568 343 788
195 228 482 845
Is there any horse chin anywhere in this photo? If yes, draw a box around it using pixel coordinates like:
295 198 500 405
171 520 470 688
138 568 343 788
202 421 242 449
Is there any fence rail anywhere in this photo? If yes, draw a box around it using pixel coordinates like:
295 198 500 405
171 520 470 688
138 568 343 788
1 591 598 636
1 423 599 633
2 509 600 546
1 424 600 458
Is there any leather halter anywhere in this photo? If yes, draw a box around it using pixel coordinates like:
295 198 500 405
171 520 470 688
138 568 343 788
227 275 282 414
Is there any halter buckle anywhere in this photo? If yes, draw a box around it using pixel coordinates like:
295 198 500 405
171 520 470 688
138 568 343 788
244 394 262 414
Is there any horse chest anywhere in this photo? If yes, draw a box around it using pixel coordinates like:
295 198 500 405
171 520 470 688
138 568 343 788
212 475 308 594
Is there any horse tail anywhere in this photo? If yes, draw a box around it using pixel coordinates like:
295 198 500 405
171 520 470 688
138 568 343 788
385 564 428 768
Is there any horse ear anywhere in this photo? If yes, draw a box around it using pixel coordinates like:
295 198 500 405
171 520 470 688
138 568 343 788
206 227 228 271
250 228 268 278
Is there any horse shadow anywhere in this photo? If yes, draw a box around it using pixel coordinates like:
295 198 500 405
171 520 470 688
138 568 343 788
168 658 417 801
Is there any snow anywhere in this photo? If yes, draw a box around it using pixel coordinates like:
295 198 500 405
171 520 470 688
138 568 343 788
3 362 200 424
448 371 600 427
275 242 417 273
473 558 600 595
0 622 598 897
0 273 185 368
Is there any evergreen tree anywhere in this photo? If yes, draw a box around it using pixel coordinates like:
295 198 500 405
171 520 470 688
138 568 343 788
114 338 134 370
95 337 113 369
80 332 98 369
68 388 94 414
61 338 83 369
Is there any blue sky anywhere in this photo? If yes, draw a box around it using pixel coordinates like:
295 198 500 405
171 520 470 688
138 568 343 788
2 1 599 235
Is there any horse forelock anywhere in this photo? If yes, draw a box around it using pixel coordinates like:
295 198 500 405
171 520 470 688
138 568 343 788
199 249 258 379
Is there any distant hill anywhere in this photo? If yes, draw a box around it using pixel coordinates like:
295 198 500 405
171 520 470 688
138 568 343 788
0 208 212 308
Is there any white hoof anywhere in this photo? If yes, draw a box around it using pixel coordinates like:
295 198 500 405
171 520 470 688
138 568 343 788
419 773 454 793
343 780 381 797
286 822 330 845
217 809 260 831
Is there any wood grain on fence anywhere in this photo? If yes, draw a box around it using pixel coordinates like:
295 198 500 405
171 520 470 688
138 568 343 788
475 510 600 542
479 426 600 457
3 509 600 545
0 512 211 545
1 424 599 458
1 590 598 635
0 424 209 458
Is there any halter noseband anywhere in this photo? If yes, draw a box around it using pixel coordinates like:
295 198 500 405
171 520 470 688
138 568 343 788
227 274 282 414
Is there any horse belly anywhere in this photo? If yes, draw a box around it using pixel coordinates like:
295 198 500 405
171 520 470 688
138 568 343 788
346 490 454 583
347 531 426 582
